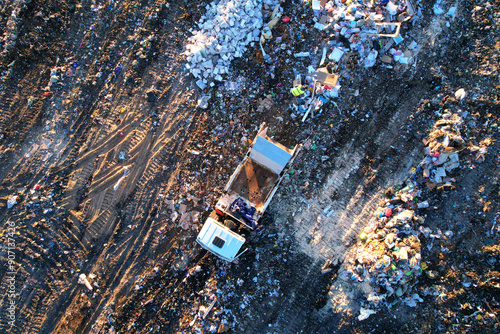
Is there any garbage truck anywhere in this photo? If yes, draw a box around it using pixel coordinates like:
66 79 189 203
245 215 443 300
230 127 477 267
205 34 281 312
196 123 301 262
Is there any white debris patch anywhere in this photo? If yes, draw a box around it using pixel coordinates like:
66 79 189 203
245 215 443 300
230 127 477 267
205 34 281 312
185 0 278 88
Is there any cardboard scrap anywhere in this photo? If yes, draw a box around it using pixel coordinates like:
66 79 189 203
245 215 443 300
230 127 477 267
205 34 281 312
315 67 339 86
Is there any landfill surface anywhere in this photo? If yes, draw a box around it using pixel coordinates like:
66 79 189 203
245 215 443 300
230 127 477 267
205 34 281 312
0 0 499 333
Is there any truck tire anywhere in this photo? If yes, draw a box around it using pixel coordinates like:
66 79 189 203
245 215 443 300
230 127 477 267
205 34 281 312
224 219 238 231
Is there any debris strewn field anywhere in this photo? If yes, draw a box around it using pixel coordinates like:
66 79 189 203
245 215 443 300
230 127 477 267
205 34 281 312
0 0 498 333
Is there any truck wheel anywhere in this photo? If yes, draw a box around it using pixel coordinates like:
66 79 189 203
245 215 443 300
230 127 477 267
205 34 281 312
224 219 238 231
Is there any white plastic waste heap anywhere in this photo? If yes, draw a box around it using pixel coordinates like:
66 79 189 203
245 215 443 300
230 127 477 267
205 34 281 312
185 0 279 88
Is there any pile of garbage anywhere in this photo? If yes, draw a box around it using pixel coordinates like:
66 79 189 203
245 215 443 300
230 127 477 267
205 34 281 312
184 0 279 89
184 0 431 121
343 99 489 320
311 0 422 68
416 89 490 190
417 109 465 191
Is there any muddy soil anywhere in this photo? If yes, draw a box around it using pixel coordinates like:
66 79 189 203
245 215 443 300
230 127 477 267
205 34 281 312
0 0 498 333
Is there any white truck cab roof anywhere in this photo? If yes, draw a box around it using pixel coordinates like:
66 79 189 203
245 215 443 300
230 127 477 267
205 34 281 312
196 217 246 262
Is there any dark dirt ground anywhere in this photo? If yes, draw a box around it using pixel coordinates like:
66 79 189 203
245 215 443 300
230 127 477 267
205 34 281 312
0 0 498 333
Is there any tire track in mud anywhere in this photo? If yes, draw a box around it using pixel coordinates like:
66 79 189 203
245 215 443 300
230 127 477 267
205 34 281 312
77 96 229 333
0 104 91 334
112 243 211 333
0 74 46 153
48 93 197 333
47 46 199 334
84 101 204 332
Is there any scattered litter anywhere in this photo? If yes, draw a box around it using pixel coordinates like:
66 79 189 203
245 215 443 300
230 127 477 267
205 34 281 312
358 307 376 321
